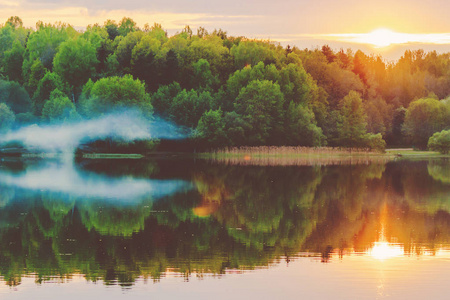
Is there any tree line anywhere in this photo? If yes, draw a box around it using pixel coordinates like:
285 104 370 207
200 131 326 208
0 16 449 151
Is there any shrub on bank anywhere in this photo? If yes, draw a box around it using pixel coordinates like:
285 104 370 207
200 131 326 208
428 129 450 154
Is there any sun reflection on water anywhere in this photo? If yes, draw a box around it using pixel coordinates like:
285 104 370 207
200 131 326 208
369 241 403 260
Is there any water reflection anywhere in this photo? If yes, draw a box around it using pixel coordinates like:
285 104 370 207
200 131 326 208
0 159 191 202
0 158 449 287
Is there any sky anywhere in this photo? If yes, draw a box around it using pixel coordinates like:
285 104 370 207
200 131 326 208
1 0 449 60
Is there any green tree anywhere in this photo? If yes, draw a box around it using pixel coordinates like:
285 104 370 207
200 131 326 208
81 75 153 117
196 109 227 148
180 35 230 85
130 35 163 90
234 80 285 145
24 59 46 95
151 82 182 115
41 89 78 122
191 59 219 91
0 103 15 132
428 129 450 154
23 23 74 72
53 38 98 97
3 41 25 82
104 19 120 40
33 72 67 115
365 133 386 152
402 97 449 149
223 111 250 146
285 102 325 146
279 63 312 105
162 49 179 84
118 17 138 36
337 91 369 147
168 89 213 127
5 16 23 28
298 49 364 108
115 31 145 73
365 97 393 137
0 24 15 64
230 40 279 69
224 62 280 106
0 80 32 114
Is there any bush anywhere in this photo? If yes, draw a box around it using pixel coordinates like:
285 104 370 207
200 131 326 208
365 133 386 152
428 129 450 154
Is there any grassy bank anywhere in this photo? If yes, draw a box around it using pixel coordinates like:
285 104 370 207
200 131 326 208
201 146 386 158
198 146 448 166
385 149 449 159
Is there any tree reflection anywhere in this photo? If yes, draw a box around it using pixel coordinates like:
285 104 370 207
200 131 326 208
0 158 449 286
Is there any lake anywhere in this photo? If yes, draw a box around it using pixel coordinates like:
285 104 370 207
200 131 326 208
0 157 449 299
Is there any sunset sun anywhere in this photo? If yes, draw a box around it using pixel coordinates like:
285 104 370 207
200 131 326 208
357 28 401 48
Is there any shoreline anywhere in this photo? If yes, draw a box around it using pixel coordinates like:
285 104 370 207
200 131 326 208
0 148 448 161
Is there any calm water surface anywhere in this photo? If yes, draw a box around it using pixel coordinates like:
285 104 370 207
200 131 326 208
0 157 449 299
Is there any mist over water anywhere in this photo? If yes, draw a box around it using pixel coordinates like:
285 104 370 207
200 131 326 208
0 110 193 203
0 160 192 203
0 110 190 153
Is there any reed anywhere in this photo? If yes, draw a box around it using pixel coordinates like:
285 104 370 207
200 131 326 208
208 146 383 157
200 146 390 166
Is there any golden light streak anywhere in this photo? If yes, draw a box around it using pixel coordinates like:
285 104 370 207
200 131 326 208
323 28 450 48
369 202 403 260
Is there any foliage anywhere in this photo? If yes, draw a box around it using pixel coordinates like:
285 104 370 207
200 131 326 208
196 109 228 147
336 91 368 147
168 89 213 127
0 80 32 114
234 80 285 145
41 89 78 122
53 38 98 94
80 75 152 117
3 41 25 82
0 103 15 131
285 102 325 146
23 22 74 72
428 129 450 154
364 133 386 152
0 16 449 149
32 71 67 115
231 40 279 69
402 97 449 149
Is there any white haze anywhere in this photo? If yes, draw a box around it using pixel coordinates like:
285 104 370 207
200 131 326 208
0 162 192 202
0 110 189 153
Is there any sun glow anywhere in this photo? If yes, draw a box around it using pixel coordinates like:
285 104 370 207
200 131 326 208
356 29 403 48
369 241 404 260
321 28 450 48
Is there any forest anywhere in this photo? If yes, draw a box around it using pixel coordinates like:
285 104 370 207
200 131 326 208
0 16 449 151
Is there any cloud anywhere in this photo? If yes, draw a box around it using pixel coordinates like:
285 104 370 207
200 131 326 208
0 0 20 7
0 6 210 29
0 2 261 31
320 30 450 48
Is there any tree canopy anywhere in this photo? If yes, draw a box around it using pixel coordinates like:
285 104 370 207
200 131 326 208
0 16 449 150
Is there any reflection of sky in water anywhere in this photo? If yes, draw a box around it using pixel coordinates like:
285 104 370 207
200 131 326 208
0 161 192 202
